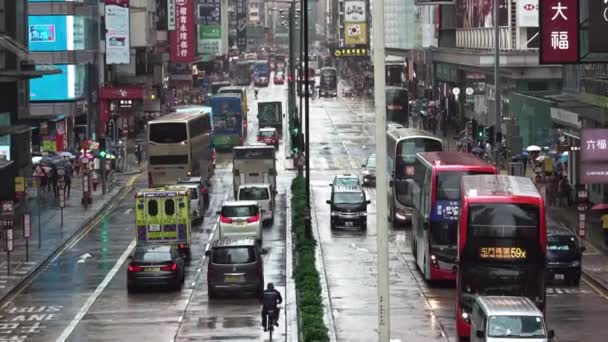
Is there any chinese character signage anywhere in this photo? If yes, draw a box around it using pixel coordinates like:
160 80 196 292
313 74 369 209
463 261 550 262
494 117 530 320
581 129 608 162
198 0 221 25
170 0 196 63
198 24 222 61
539 0 579 64
236 0 247 51
168 0 176 30
333 47 367 57
480 247 528 259
105 0 130 64
588 0 608 53
580 128 608 184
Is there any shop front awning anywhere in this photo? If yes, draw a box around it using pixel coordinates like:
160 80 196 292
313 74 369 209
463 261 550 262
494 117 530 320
543 93 608 126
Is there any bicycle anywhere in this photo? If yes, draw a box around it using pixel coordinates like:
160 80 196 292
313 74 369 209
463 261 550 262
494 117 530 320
264 305 281 340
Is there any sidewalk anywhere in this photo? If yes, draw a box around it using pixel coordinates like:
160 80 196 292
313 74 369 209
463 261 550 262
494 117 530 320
0 161 143 302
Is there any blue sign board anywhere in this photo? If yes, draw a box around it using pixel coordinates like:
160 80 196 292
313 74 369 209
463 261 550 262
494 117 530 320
430 200 460 222
198 0 221 25
28 16 86 51
29 64 87 101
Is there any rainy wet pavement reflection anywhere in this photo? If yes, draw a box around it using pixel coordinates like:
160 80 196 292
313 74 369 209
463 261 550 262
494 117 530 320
309 94 608 342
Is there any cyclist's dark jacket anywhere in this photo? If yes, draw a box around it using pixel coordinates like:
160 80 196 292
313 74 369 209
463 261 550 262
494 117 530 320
262 289 283 311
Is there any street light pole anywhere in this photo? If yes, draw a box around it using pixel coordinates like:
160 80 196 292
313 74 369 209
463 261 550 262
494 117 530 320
288 3 296 122
372 0 390 339
494 0 501 167
303 0 310 208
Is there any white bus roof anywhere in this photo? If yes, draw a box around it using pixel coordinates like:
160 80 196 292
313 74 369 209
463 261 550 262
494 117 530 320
461 175 540 199
476 296 543 317
149 110 210 123
387 127 443 142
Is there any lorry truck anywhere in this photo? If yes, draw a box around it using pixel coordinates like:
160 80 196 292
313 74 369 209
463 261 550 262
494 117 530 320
257 101 283 136
232 145 276 198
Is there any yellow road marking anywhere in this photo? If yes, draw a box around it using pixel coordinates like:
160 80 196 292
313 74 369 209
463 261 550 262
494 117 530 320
583 277 608 302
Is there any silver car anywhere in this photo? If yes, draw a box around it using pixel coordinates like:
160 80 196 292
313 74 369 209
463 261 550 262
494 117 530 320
217 201 263 244
361 154 376 186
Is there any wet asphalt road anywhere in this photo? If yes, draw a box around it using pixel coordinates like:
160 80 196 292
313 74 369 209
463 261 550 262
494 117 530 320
308 93 608 341
0 81 293 342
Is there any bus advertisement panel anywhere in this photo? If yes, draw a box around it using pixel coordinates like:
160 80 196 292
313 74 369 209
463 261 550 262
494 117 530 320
411 152 496 281
386 128 443 226
210 94 243 150
457 175 547 339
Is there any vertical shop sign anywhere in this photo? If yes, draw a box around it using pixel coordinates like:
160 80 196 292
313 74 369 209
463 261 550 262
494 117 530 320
198 0 222 61
105 0 130 64
539 0 579 64
589 0 608 52
236 0 247 51
168 0 177 30
170 0 196 62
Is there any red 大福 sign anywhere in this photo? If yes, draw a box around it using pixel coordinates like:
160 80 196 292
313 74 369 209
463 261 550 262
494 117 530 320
170 0 195 62
539 0 579 64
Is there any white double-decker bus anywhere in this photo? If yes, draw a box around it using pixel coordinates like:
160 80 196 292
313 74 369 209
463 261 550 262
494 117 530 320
147 110 212 186
386 127 443 226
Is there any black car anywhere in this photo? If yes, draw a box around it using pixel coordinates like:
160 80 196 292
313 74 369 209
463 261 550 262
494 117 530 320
127 244 186 292
546 225 585 286
326 185 370 230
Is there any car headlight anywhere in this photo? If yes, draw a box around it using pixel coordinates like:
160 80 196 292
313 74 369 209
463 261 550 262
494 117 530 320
331 211 339 216
360 211 367 216
363 170 371 175
570 260 581 267
461 311 470 323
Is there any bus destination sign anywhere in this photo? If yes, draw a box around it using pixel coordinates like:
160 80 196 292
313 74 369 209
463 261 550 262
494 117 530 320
480 247 527 259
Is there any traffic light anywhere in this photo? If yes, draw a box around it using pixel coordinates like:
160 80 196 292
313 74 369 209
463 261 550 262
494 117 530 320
99 139 107 159
477 125 485 139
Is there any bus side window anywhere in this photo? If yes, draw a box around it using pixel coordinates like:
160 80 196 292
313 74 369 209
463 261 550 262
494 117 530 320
423 169 432 217
165 199 176 216
148 199 159 216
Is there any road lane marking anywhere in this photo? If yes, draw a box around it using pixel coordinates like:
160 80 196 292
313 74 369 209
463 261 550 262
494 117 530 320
55 239 136 342
582 277 608 302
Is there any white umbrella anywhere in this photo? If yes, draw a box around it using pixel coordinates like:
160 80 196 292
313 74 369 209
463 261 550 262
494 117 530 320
526 145 542 152
561 151 568 156
32 156 43 165
535 155 546 162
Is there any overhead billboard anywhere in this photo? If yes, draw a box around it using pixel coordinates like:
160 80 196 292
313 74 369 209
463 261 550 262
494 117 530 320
28 16 86 51
105 0 130 64
344 1 366 22
456 0 508 28
198 25 222 61
588 0 608 53
236 0 247 51
415 0 456 4
170 0 196 62
538 0 579 64
29 64 87 102
344 22 367 46
581 128 608 184
517 0 538 27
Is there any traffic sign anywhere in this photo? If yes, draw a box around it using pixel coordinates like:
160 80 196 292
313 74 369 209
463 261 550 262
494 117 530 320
23 213 31 239
4 228 13 252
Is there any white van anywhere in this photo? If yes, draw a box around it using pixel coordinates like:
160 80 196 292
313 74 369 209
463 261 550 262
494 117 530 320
166 184 204 223
470 296 555 342
236 184 275 225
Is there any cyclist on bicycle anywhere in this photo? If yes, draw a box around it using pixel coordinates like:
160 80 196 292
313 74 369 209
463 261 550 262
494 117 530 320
261 282 283 331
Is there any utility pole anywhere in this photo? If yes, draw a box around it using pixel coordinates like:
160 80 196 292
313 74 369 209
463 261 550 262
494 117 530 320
288 2 296 122
303 0 310 208
372 0 390 338
494 0 501 169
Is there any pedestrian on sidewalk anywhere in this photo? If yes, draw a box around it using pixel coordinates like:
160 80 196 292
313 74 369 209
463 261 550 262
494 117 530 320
63 172 72 199
602 212 608 246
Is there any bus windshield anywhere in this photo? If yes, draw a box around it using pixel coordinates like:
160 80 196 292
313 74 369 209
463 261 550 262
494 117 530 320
436 171 489 201
149 123 187 143
459 264 544 313
468 203 539 240
396 138 442 167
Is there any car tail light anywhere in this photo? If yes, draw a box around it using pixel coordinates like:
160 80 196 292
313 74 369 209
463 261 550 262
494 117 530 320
179 243 186 249
247 213 260 223
239 137 244 145
161 262 177 271
220 215 233 223
128 264 143 272
257 136 262 141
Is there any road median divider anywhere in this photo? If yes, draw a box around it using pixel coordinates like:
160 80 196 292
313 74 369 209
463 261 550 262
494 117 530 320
291 176 329 342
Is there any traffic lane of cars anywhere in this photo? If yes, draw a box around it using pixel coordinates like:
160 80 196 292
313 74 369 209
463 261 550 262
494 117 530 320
63 183 225 342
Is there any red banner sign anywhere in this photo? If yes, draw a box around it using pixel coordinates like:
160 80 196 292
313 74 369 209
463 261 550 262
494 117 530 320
539 0 579 64
170 0 195 62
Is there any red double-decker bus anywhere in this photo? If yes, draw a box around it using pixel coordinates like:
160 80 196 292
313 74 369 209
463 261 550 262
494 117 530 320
456 175 547 339
411 152 496 282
